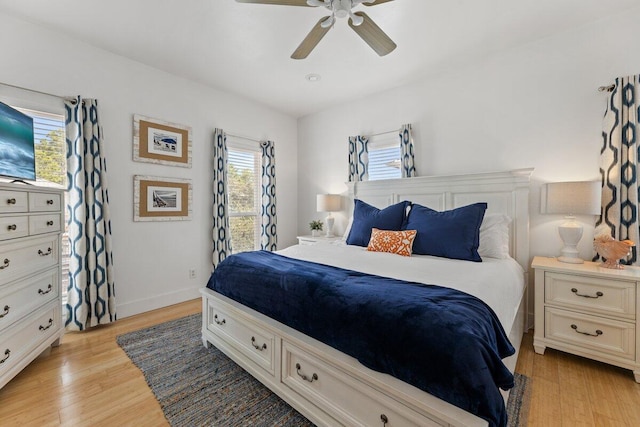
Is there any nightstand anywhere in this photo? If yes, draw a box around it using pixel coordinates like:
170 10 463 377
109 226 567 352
532 256 640 382
296 235 341 246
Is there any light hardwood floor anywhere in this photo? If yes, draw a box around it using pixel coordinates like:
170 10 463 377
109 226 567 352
1 298 640 426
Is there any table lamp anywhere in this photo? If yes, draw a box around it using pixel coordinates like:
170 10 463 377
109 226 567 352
316 194 341 237
541 181 601 263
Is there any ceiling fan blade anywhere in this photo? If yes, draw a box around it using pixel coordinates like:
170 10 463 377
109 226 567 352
291 17 332 59
348 11 396 56
235 0 312 6
362 0 395 5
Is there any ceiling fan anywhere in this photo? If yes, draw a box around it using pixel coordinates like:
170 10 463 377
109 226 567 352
236 0 397 59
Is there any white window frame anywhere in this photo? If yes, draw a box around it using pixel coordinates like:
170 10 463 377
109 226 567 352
368 133 401 181
227 137 261 253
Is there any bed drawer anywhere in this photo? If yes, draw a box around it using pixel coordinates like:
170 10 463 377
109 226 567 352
206 300 275 376
545 307 635 360
281 340 444 427
545 272 636 320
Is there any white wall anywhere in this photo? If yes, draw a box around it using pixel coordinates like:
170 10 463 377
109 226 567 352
297 9 640 323
0 13 298 318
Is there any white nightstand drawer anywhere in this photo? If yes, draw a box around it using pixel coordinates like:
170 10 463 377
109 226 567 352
545 272 636 320
545 307 635 360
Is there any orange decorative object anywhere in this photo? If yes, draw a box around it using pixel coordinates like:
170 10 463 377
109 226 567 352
593 235 635 269
367 228 417 257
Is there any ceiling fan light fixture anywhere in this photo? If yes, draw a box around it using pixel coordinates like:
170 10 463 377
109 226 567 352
320 14 335 28
305 73 321 82
306 0 326 6
349 11 363 26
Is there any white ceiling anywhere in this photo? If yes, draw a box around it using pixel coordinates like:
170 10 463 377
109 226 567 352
0 0 637 118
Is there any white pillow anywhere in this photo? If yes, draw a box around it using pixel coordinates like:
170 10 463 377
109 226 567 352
478 214 511 259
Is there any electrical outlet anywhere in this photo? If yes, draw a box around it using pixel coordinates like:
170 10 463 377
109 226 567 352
189 269 196 279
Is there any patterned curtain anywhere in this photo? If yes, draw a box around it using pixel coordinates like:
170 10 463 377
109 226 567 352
260 140 277 251
212 128 232 267
598 75 640 265
399 124 417 178
64 97 116 331
348 135 369 181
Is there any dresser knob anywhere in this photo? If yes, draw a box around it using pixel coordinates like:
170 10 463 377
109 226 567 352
571 288 604 299
380 414 388 426
39 318 54 331
251 336 267 351
46 221 54 226
38 284 53 295
7 224 17 231
295 363 318 383
6 198 16 205
213 314 226 325
0 349 9 363
38 248 52 256
571 324 603 337
0 258 10 270
46 199 54 205
0 305 9 319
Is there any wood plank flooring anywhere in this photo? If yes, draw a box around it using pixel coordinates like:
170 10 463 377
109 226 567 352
1 298 639 426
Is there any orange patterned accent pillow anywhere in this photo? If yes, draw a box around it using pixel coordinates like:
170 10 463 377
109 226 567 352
366 228 417 257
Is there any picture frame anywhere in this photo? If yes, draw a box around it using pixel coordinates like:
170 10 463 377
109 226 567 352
133 175 192 221
133 114 192 168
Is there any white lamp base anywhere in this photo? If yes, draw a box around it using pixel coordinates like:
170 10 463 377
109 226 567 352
325 214 335 237
557 217 584 264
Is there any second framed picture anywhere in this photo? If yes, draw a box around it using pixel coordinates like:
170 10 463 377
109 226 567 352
134 175 192 221
133 114 192 167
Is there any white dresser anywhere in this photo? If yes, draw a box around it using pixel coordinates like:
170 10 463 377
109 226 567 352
0 182 64 390
532 256 640 382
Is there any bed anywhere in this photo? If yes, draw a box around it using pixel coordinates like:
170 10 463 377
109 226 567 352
201 169 533 427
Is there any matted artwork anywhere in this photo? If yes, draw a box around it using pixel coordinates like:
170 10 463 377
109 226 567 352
133 114 192 167
134 175 192 221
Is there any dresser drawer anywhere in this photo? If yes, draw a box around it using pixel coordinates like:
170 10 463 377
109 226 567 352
545 272 636 320
545 307 635 360
0 191 28 214
0 302 61 379
206 300 275 376
282 340 443 427
0 236 60 286
0 216 29 241
0 268 59 333
29 192 62 213
29 214 62 236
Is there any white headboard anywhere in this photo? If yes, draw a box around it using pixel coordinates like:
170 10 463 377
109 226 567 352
346 168 533 273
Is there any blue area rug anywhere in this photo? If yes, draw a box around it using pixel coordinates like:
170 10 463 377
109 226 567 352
117 313 531 426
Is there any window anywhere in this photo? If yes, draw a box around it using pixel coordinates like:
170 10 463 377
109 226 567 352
227 138 261 253
368 134 401 181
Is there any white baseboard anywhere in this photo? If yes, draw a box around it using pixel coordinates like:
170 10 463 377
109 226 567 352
117 286 201 319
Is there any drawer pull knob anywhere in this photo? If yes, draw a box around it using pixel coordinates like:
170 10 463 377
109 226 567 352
46 199 54 205
38 247 52 256
0 305 9 319
214 314 226 326
571 288 604 299
295 363 318 383
0 349 9 364
38 284 53 295
6 198 16 205
571 324 603 337
39 318 53 331
251 336 267 351
46 220 54 226
0 258 9 269
7 224 17 231
380 414 388 426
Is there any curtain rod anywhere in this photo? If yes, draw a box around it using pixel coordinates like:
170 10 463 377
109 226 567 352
225 132 262 143
598 84 615 93
0 81 76 102
368 129 398 138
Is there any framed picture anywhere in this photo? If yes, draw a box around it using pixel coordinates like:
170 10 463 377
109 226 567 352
134 175 192 221
133 114 192 167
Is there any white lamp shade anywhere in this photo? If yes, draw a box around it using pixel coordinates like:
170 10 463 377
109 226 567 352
542 181 601 215
317 194 341 212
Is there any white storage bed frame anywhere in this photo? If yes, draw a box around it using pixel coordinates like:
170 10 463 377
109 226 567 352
201 169 533 427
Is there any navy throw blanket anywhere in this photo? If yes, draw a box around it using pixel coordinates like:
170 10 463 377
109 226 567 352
207 251 515 427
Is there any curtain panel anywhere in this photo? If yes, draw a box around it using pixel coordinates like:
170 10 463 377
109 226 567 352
598 75 640 265
64 97 116 331
260 140 277 251
212 128 232 268
348 135 369 182
399 124 417 178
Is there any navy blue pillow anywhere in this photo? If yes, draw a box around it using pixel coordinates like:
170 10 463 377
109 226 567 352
404 202 487 262
346 199 410 247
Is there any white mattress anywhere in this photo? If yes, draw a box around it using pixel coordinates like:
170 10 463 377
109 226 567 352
278 242 525 333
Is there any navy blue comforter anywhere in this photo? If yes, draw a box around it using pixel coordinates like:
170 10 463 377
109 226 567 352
207 251 515 427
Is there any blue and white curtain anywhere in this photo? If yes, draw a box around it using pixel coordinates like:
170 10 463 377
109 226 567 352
212 128 232 268
348 135 369 181
64 97 116 331
399 124 417 178
598 75 640 265
260 140 277 251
